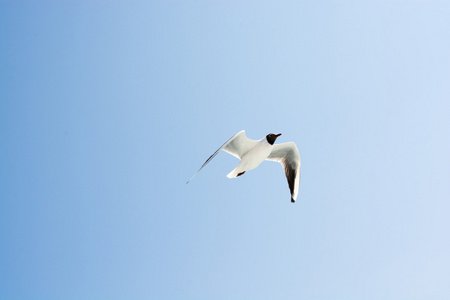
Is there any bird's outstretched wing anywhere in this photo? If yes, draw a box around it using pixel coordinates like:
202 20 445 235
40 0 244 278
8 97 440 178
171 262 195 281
266 142 301 202
187 130 258 183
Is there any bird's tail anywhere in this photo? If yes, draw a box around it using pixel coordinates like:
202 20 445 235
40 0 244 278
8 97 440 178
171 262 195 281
226 168 239 178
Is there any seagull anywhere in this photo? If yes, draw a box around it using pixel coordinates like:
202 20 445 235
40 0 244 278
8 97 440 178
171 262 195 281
187 130 301 203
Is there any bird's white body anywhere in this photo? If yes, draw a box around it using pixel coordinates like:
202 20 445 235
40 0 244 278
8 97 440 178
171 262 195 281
227 138 273 178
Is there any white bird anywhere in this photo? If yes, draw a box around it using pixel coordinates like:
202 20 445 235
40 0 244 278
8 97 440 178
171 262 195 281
187 130 301 203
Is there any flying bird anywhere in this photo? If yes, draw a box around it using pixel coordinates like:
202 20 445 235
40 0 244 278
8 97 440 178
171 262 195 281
187 130 301 203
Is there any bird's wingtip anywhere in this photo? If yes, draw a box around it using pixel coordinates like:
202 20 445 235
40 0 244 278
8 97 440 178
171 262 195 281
291 198 295 203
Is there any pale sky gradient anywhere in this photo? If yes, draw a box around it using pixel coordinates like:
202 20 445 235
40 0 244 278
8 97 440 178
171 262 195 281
1 1 450 299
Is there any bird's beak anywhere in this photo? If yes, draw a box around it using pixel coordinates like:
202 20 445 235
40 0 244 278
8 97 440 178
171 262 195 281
275 133 282 137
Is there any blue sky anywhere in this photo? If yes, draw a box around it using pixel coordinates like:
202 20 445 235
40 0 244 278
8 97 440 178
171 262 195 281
1 1 449 299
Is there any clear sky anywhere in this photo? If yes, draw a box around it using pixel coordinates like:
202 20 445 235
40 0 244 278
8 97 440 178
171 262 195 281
1 1 450 299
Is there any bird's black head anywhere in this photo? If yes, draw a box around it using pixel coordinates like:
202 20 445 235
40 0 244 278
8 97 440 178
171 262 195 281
266 133 282 145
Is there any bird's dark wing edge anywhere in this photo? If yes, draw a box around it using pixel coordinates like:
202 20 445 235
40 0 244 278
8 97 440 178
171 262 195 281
281 158 298 202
